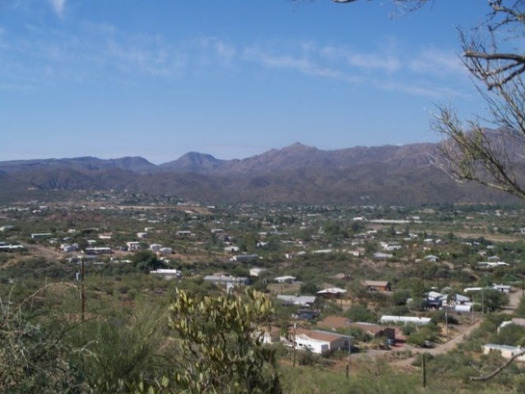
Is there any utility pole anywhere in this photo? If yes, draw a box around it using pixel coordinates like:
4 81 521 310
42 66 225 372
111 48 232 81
482 288 484 316
422 353 427 388
81 259 85 324
293 321 297 367
346 337 352 379
445 306 448 340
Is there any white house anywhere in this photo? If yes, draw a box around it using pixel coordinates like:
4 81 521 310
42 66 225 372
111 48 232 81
31 233 52 239
61 243 78 253
203 275 250 286
84 247 112 255
282 328 351 354
277 295 316 307
126 241 141 251
176 230 193 237
483 344 525 362
150 269 181 279
231 254 259 263
317 287 347 298
492 284 512 293
249 267 266 277
159 247 172 256
380 315 432 326
274 275 296 283
150 244 162 252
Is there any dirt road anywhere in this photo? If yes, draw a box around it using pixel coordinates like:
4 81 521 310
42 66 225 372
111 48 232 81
391 288 522 368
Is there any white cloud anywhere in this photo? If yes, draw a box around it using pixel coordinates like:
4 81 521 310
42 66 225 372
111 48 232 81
409 48 466 77
320 45 400 73
48 0 66 18
243 47 358 82
347 53 400 73
377 79 470 99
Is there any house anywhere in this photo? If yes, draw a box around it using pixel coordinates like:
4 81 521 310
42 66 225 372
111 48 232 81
492 284 512 293
60 243 78 253
424 254 439 262
282 328 351 354
0 244 25 251
203 275 250 287
249 267 266 277
31 233 53 239
276 295 316 307
274 275 296 283
380 242 402 251
126 241 141 251
483 344 525 362
159 247 172 256
150 244 162 252
362 280 391 292
380 315 431 326
453 304 473 312
317 287 347 299
477 261 509 270
464 287 484 293
425 291 446 309
83 247 112 255
464 284 511 294
224 246 240 253
176 230 193 237
150 269 181 279
231 254 259 263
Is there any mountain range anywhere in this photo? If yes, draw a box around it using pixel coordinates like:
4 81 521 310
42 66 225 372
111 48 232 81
0 140 516 205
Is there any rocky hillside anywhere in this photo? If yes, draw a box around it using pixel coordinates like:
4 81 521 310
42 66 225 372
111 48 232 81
0 139 517 205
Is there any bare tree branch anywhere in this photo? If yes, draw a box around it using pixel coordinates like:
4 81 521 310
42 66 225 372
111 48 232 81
470 349 525 381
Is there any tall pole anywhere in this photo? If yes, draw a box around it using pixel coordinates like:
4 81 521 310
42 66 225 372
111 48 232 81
346 337 352 379
422 353 427 388
482 288 484 316
293 322 297 367
445 307 448 340
81 259 85 324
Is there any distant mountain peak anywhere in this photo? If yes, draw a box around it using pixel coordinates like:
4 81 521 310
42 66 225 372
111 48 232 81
160 151 224 173
282 142 317 152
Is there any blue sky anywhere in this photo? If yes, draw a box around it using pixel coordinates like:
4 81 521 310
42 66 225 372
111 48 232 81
0 0 489 164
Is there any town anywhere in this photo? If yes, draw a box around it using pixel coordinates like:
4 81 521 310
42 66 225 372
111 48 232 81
1 191 524 392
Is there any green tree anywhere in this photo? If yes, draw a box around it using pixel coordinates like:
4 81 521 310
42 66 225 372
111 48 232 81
132 250 166 273
491 323 525 347
166 289 281 393
300 281 319 295
345 303 376 323
472 289 509 313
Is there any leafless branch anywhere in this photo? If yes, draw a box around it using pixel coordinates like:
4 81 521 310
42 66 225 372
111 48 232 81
470 349 525 381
